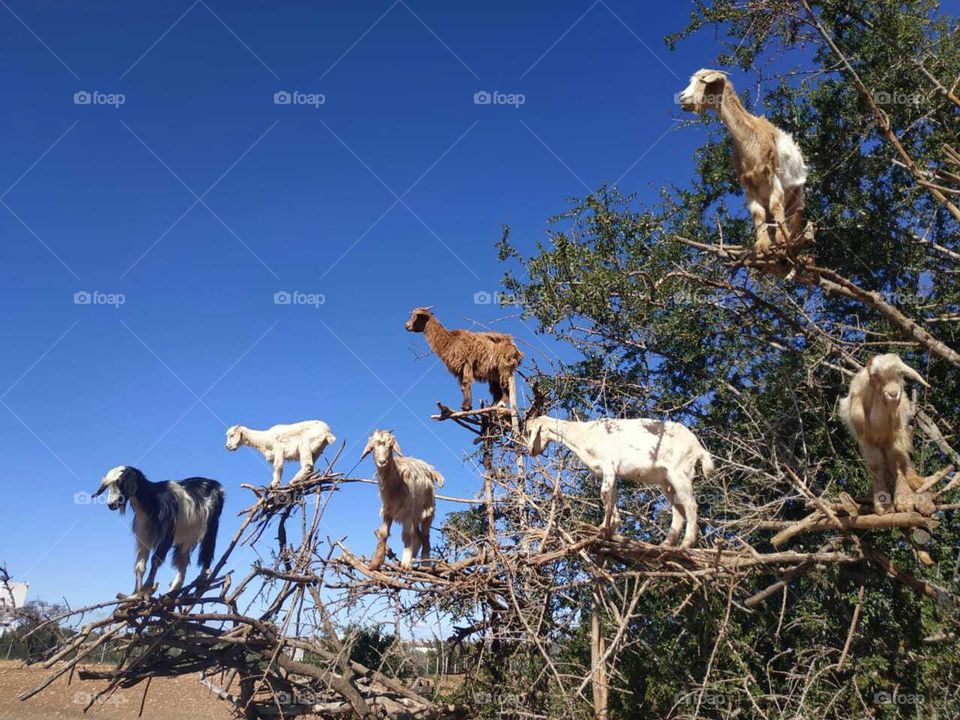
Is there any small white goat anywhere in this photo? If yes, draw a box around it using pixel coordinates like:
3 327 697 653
525 416 715 547
225 420 336 487
838 354 932 515
361 430 444 570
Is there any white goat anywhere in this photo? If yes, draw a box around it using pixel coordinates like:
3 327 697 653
361 430 444 570
525 416 715 547
838 354 932 515
225 420 336 487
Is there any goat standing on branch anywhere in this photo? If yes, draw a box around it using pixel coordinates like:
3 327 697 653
525 416 714 547
362 430 444 570
838 354 935 515
93 466 225 598
678 69 808 252
225 420 336 487
405 306 522 411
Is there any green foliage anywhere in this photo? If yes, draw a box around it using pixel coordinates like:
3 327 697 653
469 1 960 717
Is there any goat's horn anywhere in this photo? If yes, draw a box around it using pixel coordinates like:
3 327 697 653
899 360 930 388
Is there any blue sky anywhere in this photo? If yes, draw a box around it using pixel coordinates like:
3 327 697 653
0 0 738 609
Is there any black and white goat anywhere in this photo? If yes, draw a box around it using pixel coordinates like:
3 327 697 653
93 465 225 597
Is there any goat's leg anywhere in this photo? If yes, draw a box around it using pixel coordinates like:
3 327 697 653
270 449 284 488
288 442 315 485
168 545 190 594
784 185 805 239
887 449 917 513
747 197 772 253
662 484 684 546
673 478 699 549
459 367 474 411
400 522 417 569
368 516 392 570
488 376 505 407
419 509 434 561
863 445 893 514
768 177 789 246
599 471 619 537
132 541 150 597
142 536 173 597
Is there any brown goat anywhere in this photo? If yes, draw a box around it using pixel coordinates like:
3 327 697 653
677 69 808 252
405 306 522 411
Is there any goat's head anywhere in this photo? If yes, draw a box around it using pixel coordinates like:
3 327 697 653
404 306 434 333
677 69 729 113
525 416 553 457
866 353 930 405
361 430 402 470
224 425 244 451
92 465 141 514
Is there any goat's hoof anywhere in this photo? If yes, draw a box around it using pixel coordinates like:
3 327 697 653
914 494 936 516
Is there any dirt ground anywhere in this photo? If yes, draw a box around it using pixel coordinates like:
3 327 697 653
0 660 233 720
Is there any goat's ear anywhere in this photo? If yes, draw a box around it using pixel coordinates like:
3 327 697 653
699 69 728 84
865 356 876 377
391 437 403 455
92 483 106 497
360 438 374 460
898 359 930 388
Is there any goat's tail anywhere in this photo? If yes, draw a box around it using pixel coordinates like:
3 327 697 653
698 446 716 479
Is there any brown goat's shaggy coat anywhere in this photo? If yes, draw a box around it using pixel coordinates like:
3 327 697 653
405 307 523 410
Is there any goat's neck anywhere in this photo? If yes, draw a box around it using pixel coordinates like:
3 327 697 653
546 419 592 464
716 83 757 147
422 316 453 355
378 456 403 488
240 427 272 451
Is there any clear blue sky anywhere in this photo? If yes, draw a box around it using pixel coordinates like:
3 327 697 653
0 0 731 608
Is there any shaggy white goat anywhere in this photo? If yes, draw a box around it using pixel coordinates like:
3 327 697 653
225 420 336 487
525 416 715 547
838 354 932 515
361 430 444 570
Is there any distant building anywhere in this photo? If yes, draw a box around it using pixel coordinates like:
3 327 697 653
0 581 28 636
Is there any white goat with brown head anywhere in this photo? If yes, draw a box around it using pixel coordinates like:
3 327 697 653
677 69 808 253
838 354 933 515
361 430 444 570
